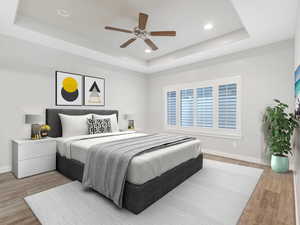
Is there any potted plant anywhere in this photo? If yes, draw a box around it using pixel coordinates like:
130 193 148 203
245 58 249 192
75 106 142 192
263 99 298 173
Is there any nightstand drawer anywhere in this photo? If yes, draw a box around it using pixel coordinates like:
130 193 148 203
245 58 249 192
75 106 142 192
17 155 56 178
16 141 56 161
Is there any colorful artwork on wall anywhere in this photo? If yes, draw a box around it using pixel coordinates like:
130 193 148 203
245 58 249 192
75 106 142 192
295 65 300 116
84 76 105 106
56 71 83 106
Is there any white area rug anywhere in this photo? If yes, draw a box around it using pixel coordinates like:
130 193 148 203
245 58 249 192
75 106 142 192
25 160 263 225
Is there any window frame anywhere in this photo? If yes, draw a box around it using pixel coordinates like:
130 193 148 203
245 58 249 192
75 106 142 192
163 76 242 139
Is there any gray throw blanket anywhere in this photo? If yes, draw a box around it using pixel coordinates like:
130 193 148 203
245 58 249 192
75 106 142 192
82 133 196 208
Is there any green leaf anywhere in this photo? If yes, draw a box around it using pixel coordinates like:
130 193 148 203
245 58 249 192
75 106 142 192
263 100 299 156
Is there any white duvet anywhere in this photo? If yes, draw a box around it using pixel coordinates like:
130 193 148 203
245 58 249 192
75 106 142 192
57 131 202 185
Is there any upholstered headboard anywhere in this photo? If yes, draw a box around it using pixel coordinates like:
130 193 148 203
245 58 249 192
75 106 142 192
46 108 119 137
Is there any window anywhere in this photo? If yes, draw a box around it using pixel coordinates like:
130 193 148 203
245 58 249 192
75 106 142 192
164 76 241 137
218 84 237 129
180 89 194 127
196 87 213 128
167 91 177 126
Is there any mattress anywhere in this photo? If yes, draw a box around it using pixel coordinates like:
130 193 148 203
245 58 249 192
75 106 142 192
57 131 201 185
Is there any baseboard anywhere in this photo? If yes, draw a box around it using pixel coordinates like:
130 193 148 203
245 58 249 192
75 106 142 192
294 169 299 225
202 148 268 166
202 149 297 171
0 166 12 174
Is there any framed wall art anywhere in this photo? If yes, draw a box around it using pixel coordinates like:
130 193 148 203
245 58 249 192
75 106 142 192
56 71 83 106
84 76 105 106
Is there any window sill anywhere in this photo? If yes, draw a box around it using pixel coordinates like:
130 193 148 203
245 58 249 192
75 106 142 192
164 128 242 140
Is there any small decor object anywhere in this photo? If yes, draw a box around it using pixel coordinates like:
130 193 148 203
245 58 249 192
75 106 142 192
124 114 135 130
128 120 135 130
263 99 299 173
25 114 42 140
295 65 300 117
84 76 105 106
56 71 83 106
40 125 51 138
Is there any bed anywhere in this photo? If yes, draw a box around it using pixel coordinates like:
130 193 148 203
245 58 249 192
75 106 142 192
46 108 203 214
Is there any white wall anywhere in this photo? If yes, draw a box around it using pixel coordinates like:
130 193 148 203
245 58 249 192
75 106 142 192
147 40 294 164
0 34 148 172
294 6 300 224
0 33 295 187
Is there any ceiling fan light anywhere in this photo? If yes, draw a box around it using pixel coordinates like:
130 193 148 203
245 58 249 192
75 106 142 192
204 23 214 30
105 12 174 51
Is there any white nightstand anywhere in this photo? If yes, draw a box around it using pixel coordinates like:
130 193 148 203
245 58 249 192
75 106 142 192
12 138 56 178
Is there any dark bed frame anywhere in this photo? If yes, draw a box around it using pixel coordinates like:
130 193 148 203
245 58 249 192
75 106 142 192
46 108 203 214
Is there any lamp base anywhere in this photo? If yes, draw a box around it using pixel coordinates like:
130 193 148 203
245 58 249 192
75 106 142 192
31 124 41 140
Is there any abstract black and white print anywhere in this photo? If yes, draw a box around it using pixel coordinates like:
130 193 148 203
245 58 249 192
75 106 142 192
87 118 95 134
84 76 105 106
94 119 112 133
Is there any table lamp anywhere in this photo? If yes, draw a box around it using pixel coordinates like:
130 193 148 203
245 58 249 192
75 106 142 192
25 114 42 139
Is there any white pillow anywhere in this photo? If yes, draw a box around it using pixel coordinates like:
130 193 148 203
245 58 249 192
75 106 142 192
93 114 119 132
59 114 92 137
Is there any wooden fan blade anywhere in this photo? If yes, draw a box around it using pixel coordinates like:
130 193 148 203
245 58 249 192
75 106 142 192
144 38 158 51
120 38 137 48
150 31 176 36
105 26 133 34
138 13 148 30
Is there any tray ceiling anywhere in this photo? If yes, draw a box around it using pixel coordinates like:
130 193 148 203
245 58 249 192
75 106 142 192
16 0 244 61
0 0 297 73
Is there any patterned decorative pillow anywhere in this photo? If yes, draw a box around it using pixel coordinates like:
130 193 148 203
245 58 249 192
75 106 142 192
94 118 112 134
87 118 95 134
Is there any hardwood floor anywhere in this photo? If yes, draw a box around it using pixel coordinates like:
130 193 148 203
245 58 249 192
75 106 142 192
0 154 295 225
205 154 296 225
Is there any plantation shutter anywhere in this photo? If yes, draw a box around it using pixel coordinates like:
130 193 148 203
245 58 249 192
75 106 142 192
196 87 213 128
167 91 176 126
218 83 237 129
180 89 194 127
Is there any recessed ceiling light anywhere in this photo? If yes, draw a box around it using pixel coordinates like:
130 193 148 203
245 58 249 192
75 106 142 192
57 9 71 18
204 23 214 30
145 49 152 53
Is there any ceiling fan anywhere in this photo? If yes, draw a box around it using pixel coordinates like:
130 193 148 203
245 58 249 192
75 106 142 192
104 12 176 51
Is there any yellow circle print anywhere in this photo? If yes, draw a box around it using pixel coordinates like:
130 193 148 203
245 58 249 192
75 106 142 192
62 77 78 93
